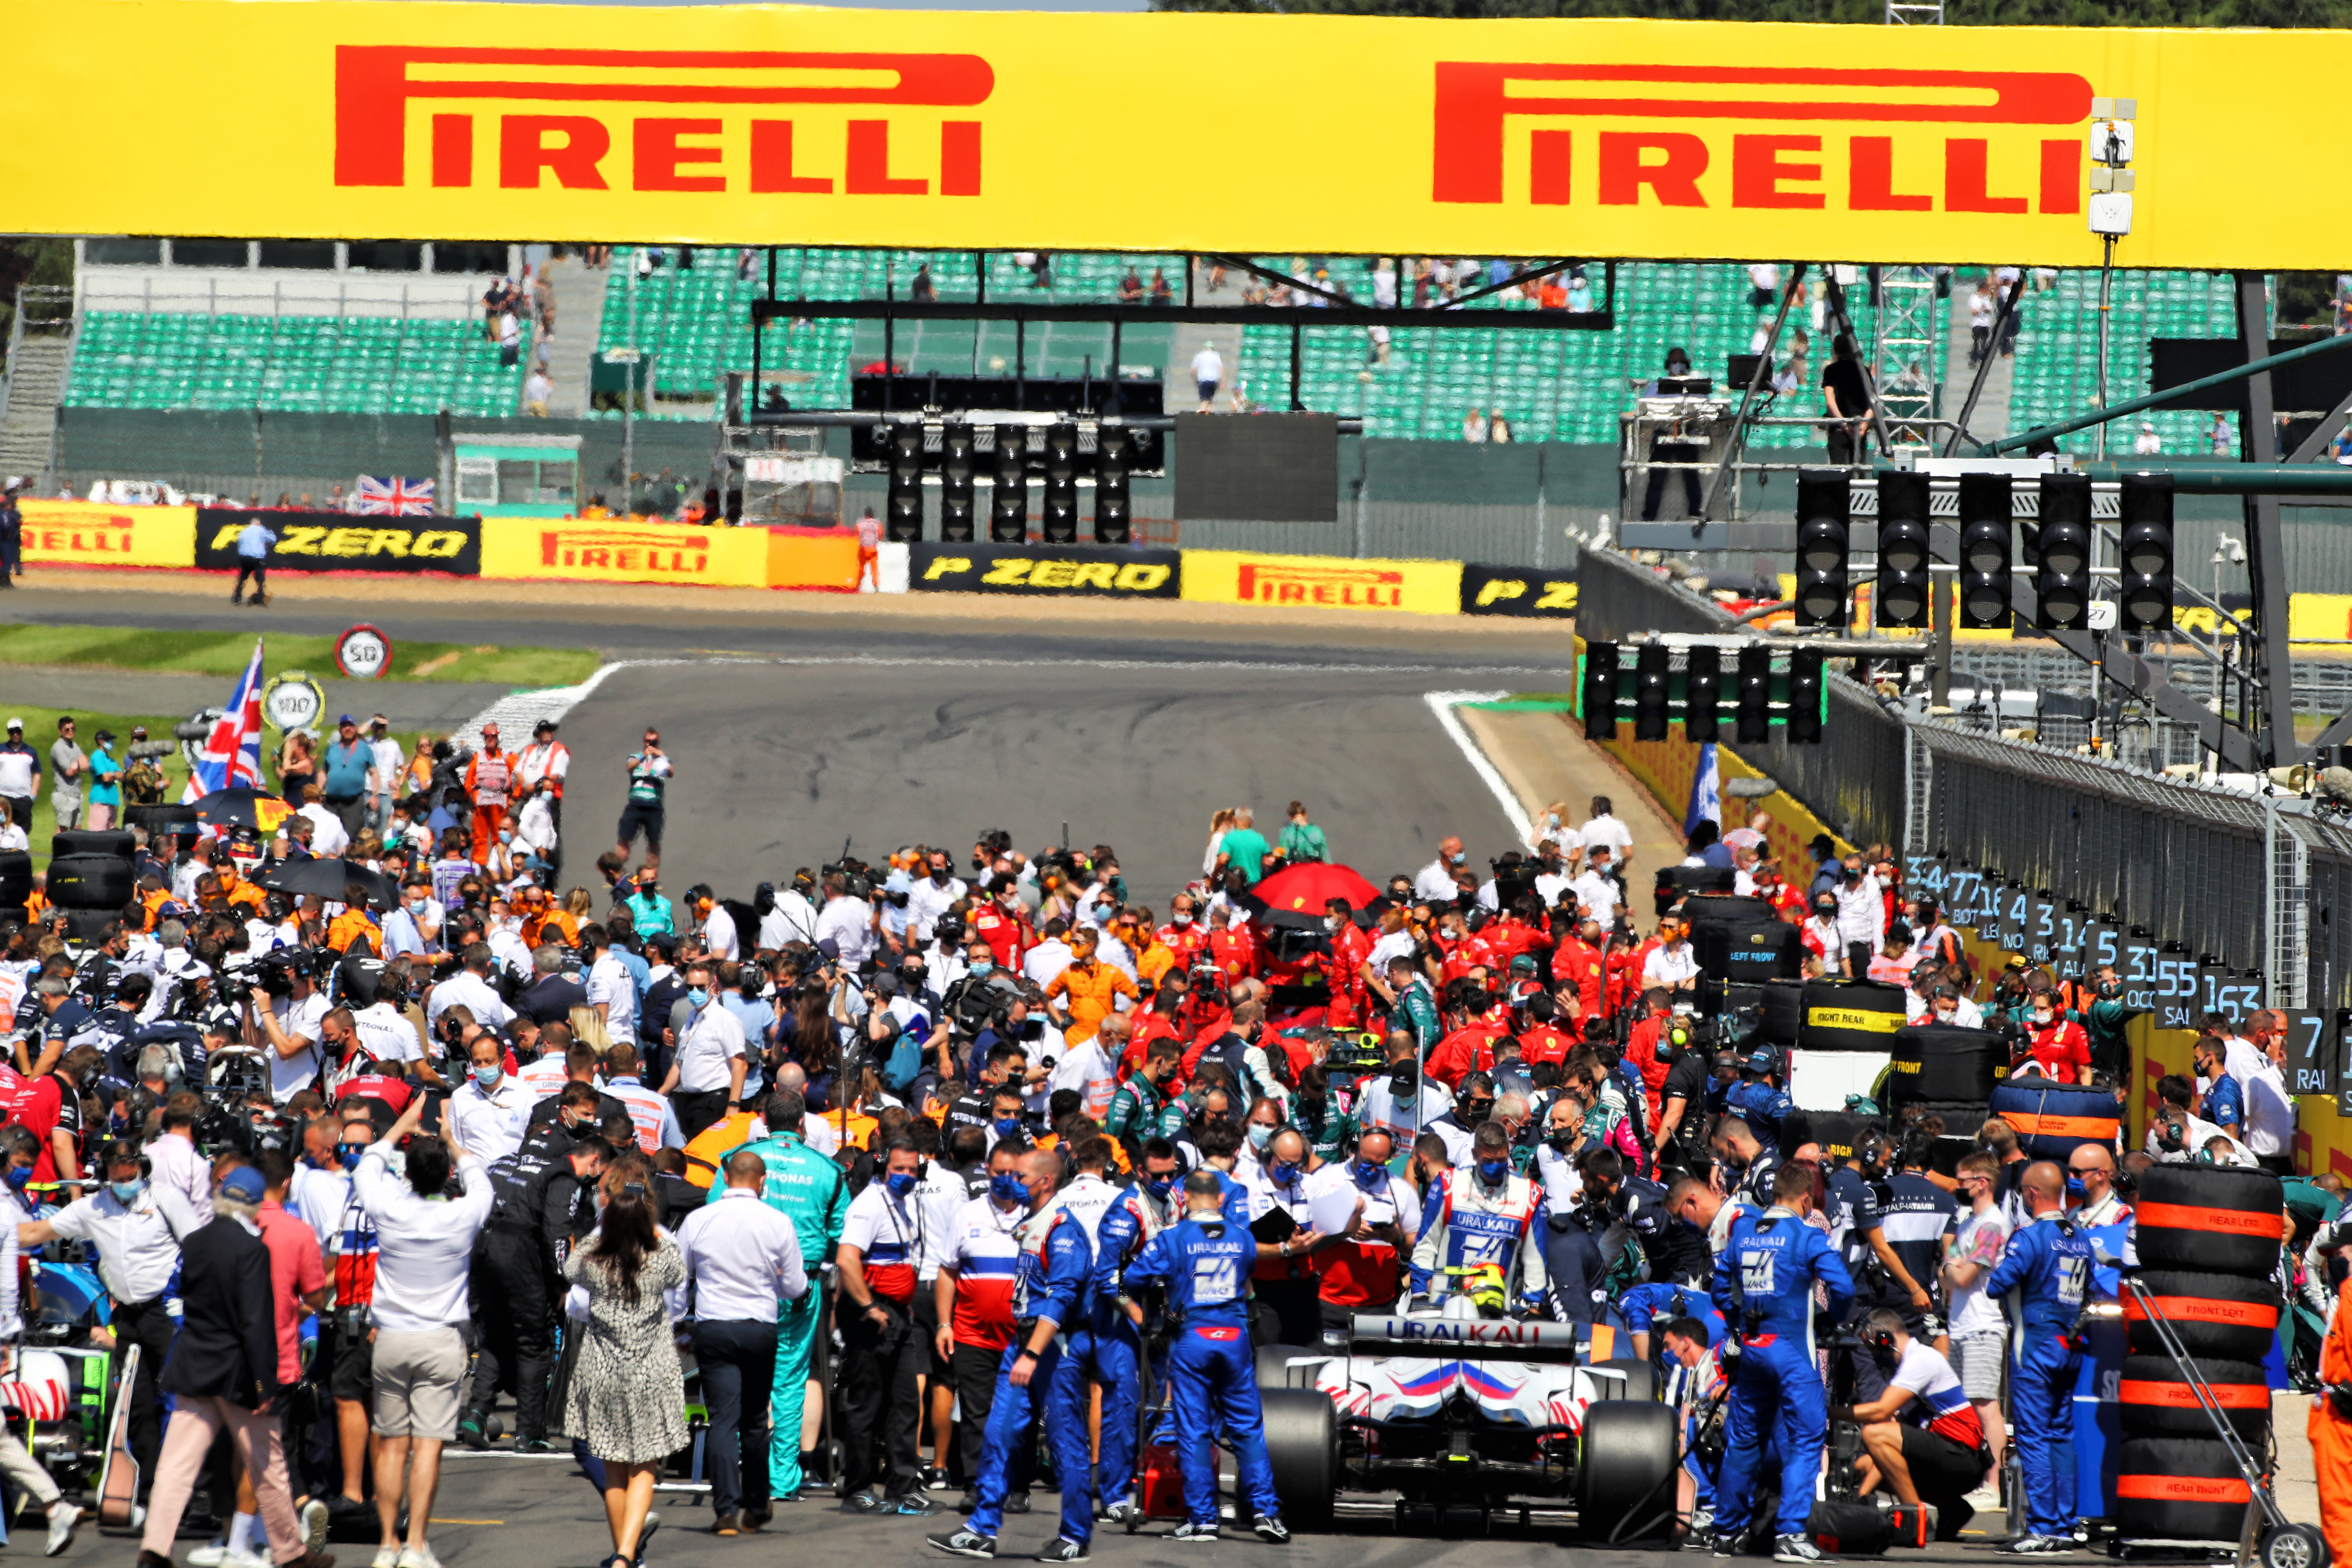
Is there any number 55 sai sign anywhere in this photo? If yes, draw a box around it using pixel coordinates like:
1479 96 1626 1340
3 1 2351 269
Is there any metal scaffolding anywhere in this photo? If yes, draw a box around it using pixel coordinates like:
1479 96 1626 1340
1873 266 1942 455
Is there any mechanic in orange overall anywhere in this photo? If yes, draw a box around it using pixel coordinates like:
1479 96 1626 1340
2311 1274 2352 1562
463 722 513 867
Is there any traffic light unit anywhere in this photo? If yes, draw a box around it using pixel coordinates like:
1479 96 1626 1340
1957 472 2012 630
1874 470 1932 630
2035 472 2092 631
2119 472 2175 630
1577 640 1828 745
1795 472 1853 628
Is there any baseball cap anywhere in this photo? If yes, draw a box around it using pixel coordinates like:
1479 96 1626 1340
534 719 556 734
1744 1047 1776 1074
93 729 114 745
4 719 19 732
217 1166 267 1204
337 714 356 726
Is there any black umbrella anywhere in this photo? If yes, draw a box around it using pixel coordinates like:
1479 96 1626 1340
258 856 398 911
193 787 294 834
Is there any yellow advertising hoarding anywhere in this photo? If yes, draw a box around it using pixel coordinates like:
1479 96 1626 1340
0 0 2344 268
16 501 196 570
1182 549 1463 616
480 517 768 588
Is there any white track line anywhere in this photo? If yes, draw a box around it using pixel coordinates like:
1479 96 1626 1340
1424 690 1533 845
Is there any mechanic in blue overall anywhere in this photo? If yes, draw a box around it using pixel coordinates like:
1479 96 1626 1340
929 1147 1097 1563
1709 1158 1857 1565
1062 1134 1167 1528
1712 1114 1784 1213
1725 1047 1794 1153
1119 1168 1290 1545
1981 1161 2092 1555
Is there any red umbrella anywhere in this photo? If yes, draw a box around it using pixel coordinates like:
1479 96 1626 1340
1252 860 1381 917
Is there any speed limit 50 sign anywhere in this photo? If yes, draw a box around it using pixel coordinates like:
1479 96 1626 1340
335 624 392 680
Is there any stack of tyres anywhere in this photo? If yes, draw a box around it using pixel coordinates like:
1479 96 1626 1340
1883 1023 2006 1109
1796 979 1907 1050
2117 1164 2285 1545
46 828 136 941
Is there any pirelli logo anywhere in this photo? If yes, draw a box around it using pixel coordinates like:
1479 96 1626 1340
334 46 993 195
1237 561 1404 609
1432 63 2092 215
541 527 710 574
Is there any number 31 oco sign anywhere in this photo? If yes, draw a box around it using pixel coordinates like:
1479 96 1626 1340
335 624 393 680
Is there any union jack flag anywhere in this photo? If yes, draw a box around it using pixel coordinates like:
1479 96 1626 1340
354 475 435 516
186 639 266 798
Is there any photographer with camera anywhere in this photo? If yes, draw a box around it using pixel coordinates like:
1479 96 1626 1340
247 949 329 1104
1835 1309 1987 1540
423 943 516 1039
815 871 876 970
2147 1073 2241 1164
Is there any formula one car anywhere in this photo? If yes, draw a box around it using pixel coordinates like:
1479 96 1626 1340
1249 1302 1681 1540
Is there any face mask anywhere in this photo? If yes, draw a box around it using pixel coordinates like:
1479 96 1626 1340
1450 851 1467 866
1324 916 1341 934
2 1166 29 1191
2033 1010 2054 1025
885 1170 918 1198
992 1115 1024 1141
2065 1175 2087 1202
989 1170 1027 1206
1271 1160 1302 1185
1547 1127 1575 1150
1145 1175 1175 1201
1247 1124 1275 1152
1934 1009 1957 1024
407 896 427 912
111 1178 145 1204
337 1144 364 1170
1464 1103 1494 1126
687 988 710 1009
971 959 994 978
1476 1158 1510 1185
1353 1159 1386 1191
472 1064 500 1088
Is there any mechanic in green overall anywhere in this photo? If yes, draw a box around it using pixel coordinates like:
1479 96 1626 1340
726 1089 849 1507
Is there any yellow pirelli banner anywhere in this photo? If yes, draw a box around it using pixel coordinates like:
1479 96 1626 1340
1182 549 1462 616
480 517 769 588
1 1 2346 267
17 501 196 570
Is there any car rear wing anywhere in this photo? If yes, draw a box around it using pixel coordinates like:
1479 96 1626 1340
1346 1314 1591 1365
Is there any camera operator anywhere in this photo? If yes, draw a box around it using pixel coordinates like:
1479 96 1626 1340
1836 1310 1987 1539
423 943 516 1037
246 950 328 1104
2147 1073 2238 1164
815 872 878 971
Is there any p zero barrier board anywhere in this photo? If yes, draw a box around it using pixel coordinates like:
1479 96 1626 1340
195 508 481 575
1459 563 1577 618
909 542 1182 597
3 2 2349 267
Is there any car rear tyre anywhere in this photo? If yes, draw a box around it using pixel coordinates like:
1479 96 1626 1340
1259 1388 1335 1532
1579 1400 1678 1544
1591 1358 1657 1403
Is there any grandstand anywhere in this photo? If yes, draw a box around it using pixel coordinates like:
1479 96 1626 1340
66 310 532 417
45 247 2253 456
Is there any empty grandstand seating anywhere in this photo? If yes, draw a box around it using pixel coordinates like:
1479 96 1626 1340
53 251 2253 451
2004 269 2248 456
64 309 530 416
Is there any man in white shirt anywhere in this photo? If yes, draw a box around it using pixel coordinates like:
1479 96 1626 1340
252 961 331 1104
445 1034 534 1167
904 851 967 946
1414 836 1468 901
694 886 739 962
1832 858 1887 968
760 879 821 949
815 876 877 970
1023 920 1075 990
1569 845 1626 929
146 1095 216 1223
297 796 351 858
1191 343 1223 413
663 964 747 1141
585 927 639 1047
1642 925 1700 992
425 946 517 1035
381 879 444 960
1578 797 1635 879
2242 1012 2297 1174
355 1094 495 1568
677 1147 809 1532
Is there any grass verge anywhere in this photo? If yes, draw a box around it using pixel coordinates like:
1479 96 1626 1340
0 624 599 687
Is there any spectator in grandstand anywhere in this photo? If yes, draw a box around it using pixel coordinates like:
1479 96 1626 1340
524 368 552 418
1822 334 1875 466
1191 343 1223 413
2209 414 2234 454
1150 267 1173 306
499 310 522 369
1490 413 1513 443
533 270 555 338
1967 279 1994 366
1462 408 1490 443
1565 272 1594 313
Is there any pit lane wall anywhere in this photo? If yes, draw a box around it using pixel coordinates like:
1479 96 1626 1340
16 502 1586 615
